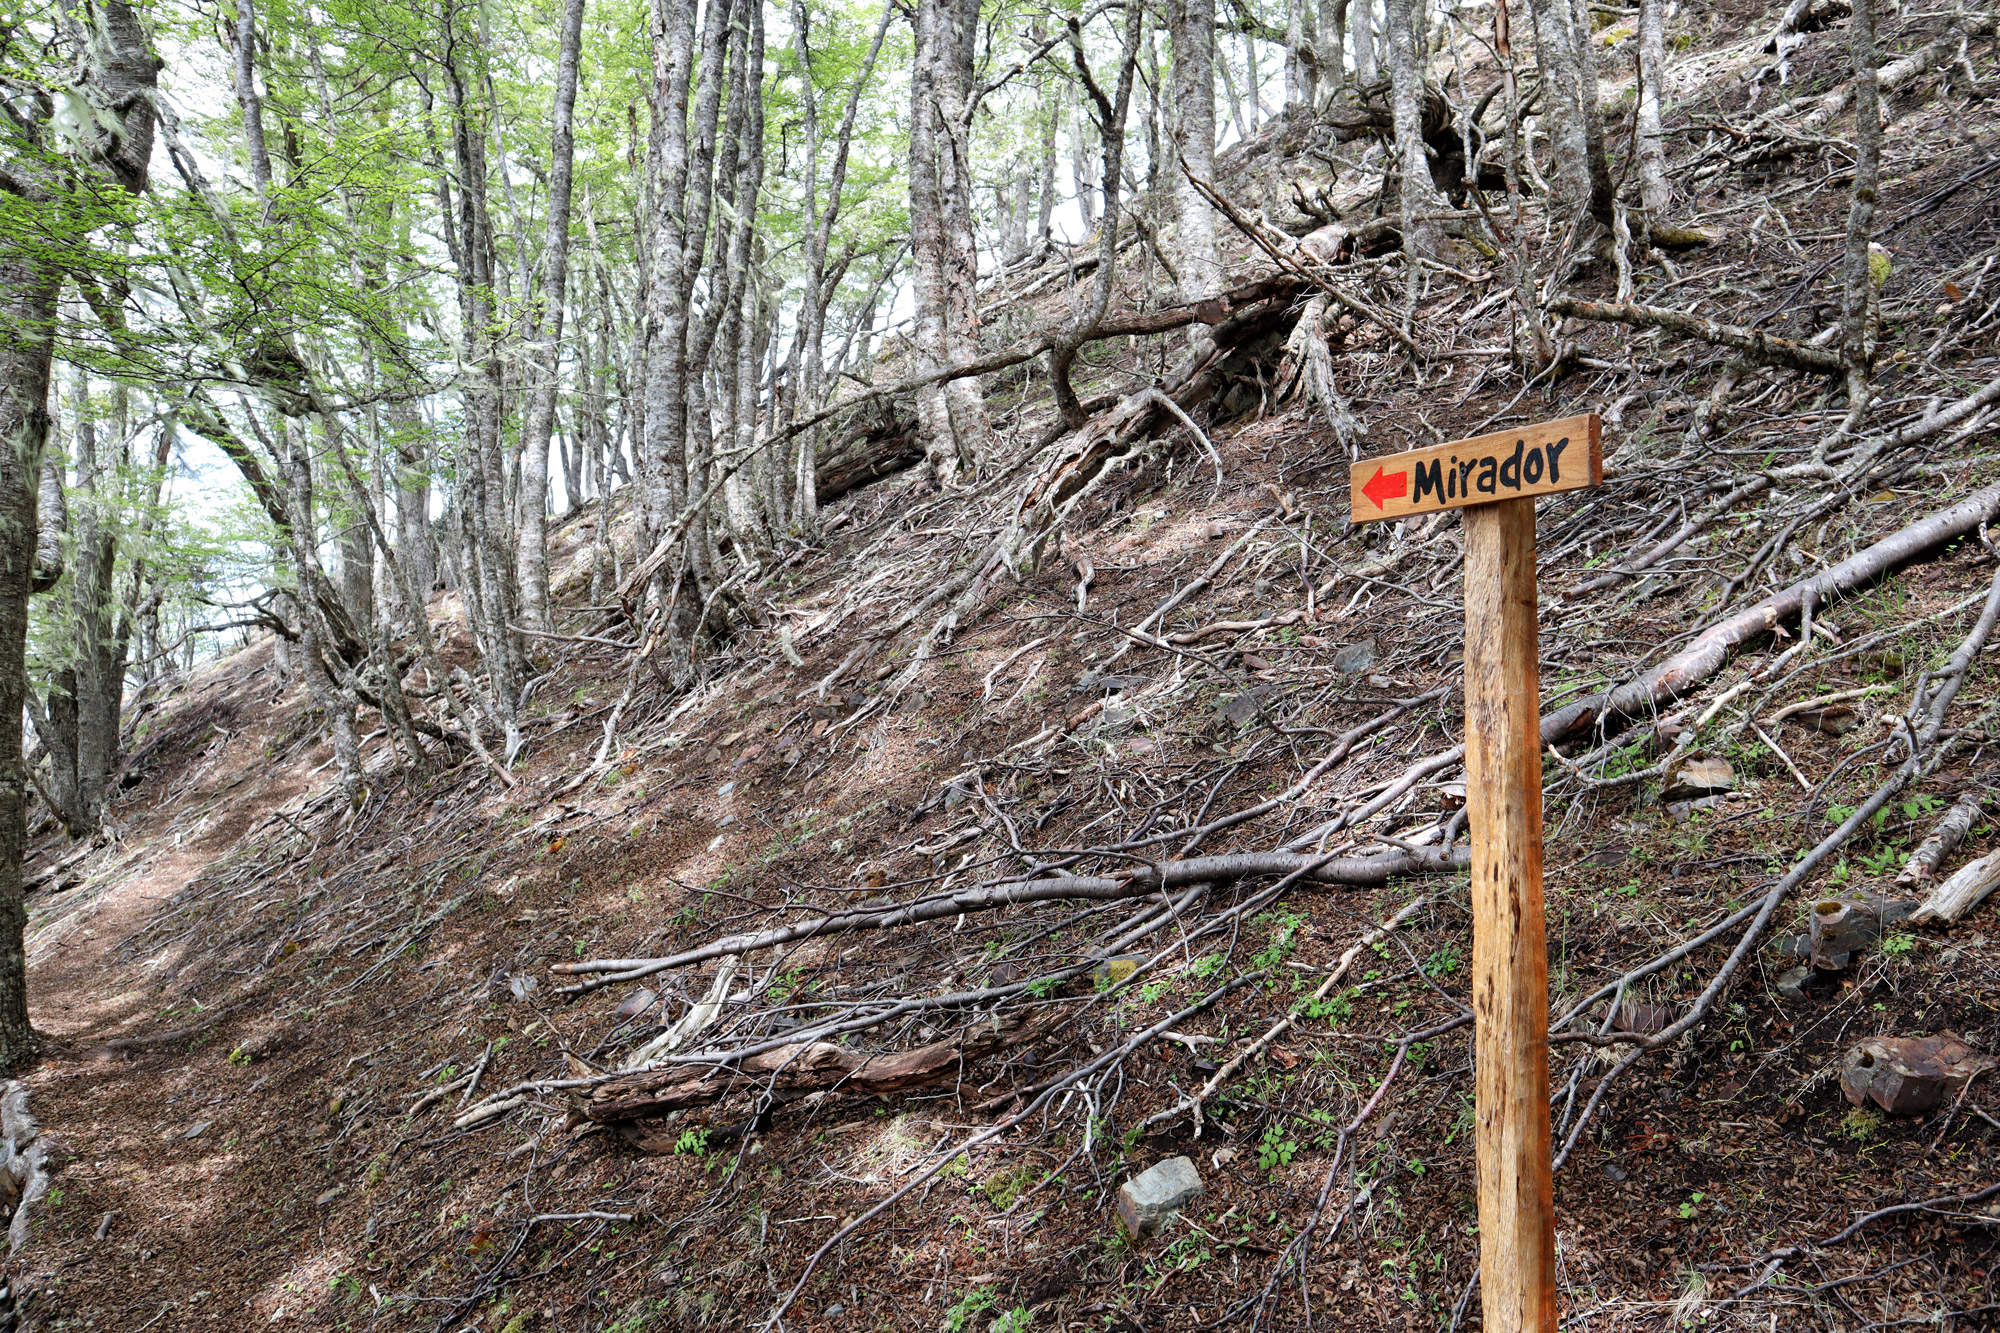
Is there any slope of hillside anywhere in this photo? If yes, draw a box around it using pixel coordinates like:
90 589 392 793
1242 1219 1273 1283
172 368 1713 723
9 4 2000 1329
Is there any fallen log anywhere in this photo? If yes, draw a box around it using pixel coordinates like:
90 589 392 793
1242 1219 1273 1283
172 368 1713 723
1910 850 2000 925
585 1010 1057 1123
553 845 1468 995
1542 481 2000 747
1899 795 1986 887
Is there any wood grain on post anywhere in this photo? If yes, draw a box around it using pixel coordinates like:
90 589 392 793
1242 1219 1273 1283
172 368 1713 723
1461 496 1557 1333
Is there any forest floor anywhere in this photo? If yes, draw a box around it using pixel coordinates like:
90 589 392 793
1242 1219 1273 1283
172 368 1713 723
10 1 2000 1330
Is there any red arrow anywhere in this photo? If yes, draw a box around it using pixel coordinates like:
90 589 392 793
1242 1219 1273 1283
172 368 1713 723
1361 466 1408 510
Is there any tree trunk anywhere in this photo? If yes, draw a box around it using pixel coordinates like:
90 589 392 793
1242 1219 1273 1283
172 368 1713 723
908 0 995 487
1353 0 1377 84
1286 0 1319 110
1840 0 1882 382
0 0 156 1066
1525 0 1611 226
1320 0 1350 107
1171 0 1225 303
1635 0 1672 220
516 0 587 633
1387 0 1446 252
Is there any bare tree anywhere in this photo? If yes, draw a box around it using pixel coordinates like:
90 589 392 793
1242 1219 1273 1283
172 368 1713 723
0 0 156 1064
1634 0 1672 220
908 0 995 487
516 0 589 633
1171 0 1225 303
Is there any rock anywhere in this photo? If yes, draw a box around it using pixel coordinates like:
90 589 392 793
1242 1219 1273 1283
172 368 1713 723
182 1121 211 1140
1776 965 1812 1001
1809 894 1918 970
1218 691 1267 727
1601 1001 1671 1035
1116 1156 1204 1238
1660 755 1735 802
1094 955 1144 987
823 1305 844 1319
1665 795 1726 821
613 988 660 1022
1331 639 1378 675
1841 1033 1994 1114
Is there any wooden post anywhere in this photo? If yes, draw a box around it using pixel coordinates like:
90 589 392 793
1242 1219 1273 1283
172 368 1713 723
1349 414 1595 1333
1461 495 1557 1333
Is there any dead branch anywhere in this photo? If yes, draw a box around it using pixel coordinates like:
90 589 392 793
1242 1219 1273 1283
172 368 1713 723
584 1010 1059 1123
1543 480 2000 747
553 845 1468 995
1546 296 1843 374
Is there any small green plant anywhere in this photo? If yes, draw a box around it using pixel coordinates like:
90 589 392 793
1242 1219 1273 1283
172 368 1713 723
1839 1107 1884 1142
1258 1123 1298 1172
945 1288 1000 1332
1422 944 1462 978
1902 793 1943 821
1299 989 1354 1022
1858 847 1906 877
1676 1191 1705 1220
1880 932 1916 959
227 1047 252 1066
991 1308 1034 1333
673 1129 709 1157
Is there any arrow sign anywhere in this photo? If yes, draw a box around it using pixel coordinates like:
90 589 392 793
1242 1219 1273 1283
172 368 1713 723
1360 466 1408 510
1349 414 1601 524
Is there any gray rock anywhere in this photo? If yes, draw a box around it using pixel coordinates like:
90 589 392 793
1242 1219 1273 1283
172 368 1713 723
1331 639 1378 675
1665 794 1727 822
1219 691 1266 727
1116 1156 1204 1238
1661 755 1735 802
1776 965 1811 1001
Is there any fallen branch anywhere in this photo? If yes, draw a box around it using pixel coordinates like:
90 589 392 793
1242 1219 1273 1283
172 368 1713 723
552 846 1469 994
584 1010 1058 1123
1546 296 1842 374
1543 480 2000 747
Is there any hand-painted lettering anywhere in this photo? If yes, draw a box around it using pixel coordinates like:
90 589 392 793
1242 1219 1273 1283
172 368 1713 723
1413 458 1445 505
1347 414 1600 523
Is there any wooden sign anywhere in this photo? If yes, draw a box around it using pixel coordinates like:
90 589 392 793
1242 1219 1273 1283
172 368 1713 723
1347 414 1601 524
1346 414 1604 1333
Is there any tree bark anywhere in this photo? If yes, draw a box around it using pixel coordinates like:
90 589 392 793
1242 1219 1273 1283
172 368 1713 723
1387 0 1446 252
516 0 588 633
0 0 157 1066
1634 0 1672 220
908 0 995 487
1171 0 1225 303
